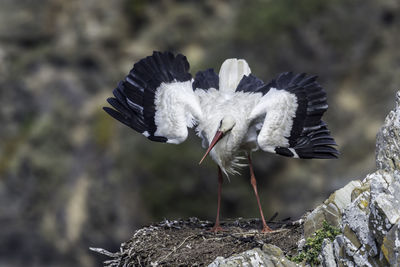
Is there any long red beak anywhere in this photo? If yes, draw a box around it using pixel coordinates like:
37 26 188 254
199 131 224 165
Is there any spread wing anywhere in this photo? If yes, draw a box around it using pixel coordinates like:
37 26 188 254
103 51 203 144
246 72 339 159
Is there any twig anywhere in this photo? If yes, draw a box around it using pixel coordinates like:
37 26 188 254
155 235 195 264
229 228 288 237
268 212 278 222
89 247 119 258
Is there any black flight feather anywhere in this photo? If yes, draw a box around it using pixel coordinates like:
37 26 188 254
193 68 219 91
268 72 338 159
103 51 191 143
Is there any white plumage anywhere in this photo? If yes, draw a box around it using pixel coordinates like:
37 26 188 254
249 88 298 154
104 51 338 232
153 80 202 144
195 87 262 174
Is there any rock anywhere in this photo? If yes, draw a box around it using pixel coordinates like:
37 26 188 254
321 239 336 267
369 172 400 244
333 235 357 267
208 244 297 267
304 91 400 266
333 180 377 267
342 189 377 256
376 91 400 172
381 221 400 266
342 224 361 250
304 180 362 238
328 169 400 267
304 205 328 239
326 180 363 213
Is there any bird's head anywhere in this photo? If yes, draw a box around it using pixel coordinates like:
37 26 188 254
199 115 236 164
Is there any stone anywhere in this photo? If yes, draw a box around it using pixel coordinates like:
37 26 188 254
376 91 400 172
321 239 337 267
333 233 377 267
304 179 359 238
300 91 400 266
303 202 341 238
381 222 400 266
324 203 342 228
368 171 392 196
333 235 356 267
342 190 378 257
262 244 284 258
208 245 297 267
351 183 370 202
304 205 328 238
343 224 361 249
367 171 400 245
303 203 341 239
326 180 363 213
367 254 389 267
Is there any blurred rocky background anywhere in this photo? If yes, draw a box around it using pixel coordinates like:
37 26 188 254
0 0 399 266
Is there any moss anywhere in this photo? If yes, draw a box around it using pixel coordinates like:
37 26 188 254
290 220 341 265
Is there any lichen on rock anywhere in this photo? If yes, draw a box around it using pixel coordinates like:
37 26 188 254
296 90 400 266
209 244 297 267
309 90 400 266
381 222 400 265
376 91 400 172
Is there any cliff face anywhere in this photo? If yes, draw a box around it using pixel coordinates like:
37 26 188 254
302 91 400 266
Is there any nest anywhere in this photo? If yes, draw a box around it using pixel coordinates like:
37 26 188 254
91 217 303 266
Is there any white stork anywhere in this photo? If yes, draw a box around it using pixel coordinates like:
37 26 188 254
104 51 338 232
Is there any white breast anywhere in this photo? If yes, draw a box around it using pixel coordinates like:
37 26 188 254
195 89 261 174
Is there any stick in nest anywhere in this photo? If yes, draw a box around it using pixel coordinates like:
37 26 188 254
154 234 195 264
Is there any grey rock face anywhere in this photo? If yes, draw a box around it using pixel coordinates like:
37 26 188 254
303 180 361 238
321 239 337 267
376 91 400 172
332 91 400 266
343 189 377 257
382 222 400 266
208 244 297 267
369 171 400 245
303 91 400 266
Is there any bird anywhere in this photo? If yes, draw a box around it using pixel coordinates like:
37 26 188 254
103 51 338 233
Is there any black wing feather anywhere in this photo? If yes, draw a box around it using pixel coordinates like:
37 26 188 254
103 51 192 142
236 74 266 93
192 68 219 91
270 72 338 159
235 70 338 159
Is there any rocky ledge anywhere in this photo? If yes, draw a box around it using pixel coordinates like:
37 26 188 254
93 91 400 266
303 91 400 266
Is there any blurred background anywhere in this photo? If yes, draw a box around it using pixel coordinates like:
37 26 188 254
0 0 399 266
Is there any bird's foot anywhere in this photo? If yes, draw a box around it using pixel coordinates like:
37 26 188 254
209 225 224 233
261 225 274 233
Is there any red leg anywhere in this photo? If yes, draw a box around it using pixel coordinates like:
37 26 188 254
247 154 273 233
210 166 223 232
